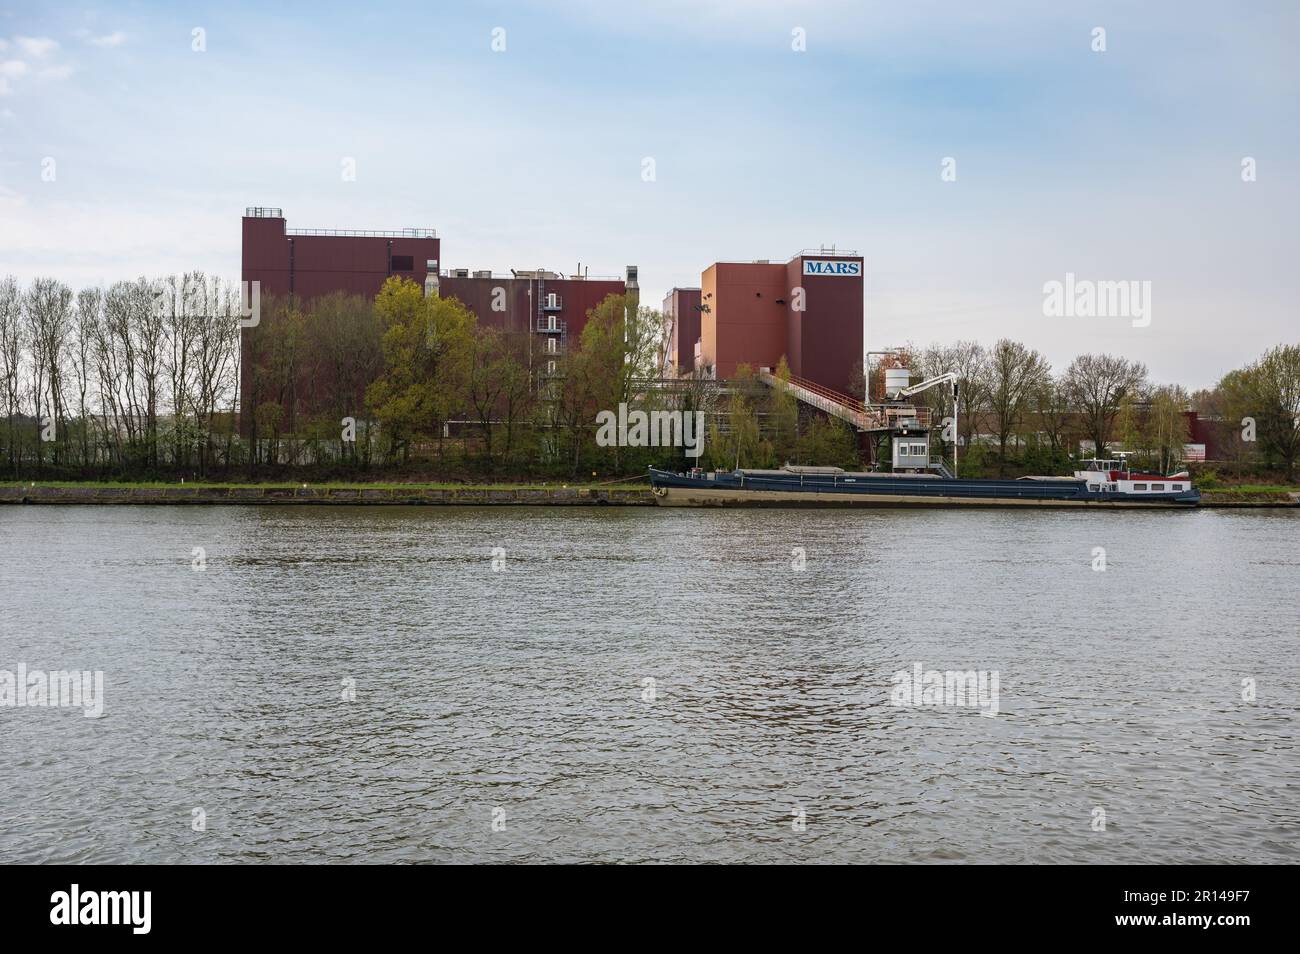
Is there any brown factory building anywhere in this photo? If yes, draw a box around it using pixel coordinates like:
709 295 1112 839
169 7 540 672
240 207 634 339
696 250 863 396
242 207 440 301
240 207 635 430
662 287 703 375
437 267 634 353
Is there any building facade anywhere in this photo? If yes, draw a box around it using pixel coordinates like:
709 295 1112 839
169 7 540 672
697 251 863 395
662 287 702 375
241 208 439 301
239 207 635 430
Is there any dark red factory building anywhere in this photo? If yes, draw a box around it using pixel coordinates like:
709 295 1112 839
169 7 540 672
240 208 633 340
241 208 861 427
241 207 440 301
240 207 636 429
662 287 702 375
697 250 863 396
438 267 634 357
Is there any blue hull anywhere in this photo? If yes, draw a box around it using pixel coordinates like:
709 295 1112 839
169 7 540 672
648 468 1200 508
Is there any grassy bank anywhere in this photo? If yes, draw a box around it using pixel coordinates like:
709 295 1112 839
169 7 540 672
0 479 655 506
1198 485 1300 507
1 479 650 491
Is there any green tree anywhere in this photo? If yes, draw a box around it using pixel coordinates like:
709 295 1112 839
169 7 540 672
366 277 475 464
708 364 769 470
1221 344 1300 477
1146 385 1192 474
767 356 799 464
307 291 383 465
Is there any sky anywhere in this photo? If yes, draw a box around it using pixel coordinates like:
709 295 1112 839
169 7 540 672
0 0 1296 390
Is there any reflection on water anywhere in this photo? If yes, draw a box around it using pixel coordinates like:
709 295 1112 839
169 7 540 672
1 505 1297 863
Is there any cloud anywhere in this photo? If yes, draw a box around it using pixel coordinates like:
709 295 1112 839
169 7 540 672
0 76 10 97
90 31 127 48
14 36 59 58
38 64 74 80
0 60 28 78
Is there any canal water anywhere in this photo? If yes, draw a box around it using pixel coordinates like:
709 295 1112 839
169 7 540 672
1 505 1296 863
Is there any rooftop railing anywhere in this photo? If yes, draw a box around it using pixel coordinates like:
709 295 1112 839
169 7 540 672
287 227 436 238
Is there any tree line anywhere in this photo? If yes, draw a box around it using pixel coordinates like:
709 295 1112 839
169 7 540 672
869 339 1300 478
2 272 1297 481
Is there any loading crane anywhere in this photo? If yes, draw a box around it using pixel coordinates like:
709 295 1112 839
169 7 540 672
893 372 961 477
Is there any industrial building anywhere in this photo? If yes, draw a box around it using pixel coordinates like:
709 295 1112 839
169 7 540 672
241 207 440 301
438 267 635 359
241 207 635 342
662 287 702 375
240 209 868 454
240 208 637 428
686 250 864 397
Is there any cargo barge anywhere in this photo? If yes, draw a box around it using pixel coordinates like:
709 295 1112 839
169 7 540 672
648 459 1200 508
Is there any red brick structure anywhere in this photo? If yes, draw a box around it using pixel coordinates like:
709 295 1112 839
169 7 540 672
241 208 439 301
662 287 702 375
239 208 635 433
698 250 863 395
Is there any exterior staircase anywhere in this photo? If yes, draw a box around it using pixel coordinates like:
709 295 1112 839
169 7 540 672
756 370 931 432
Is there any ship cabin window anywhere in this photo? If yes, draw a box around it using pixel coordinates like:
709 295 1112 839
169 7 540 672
1172 484 1183 491
1152 483 1165 491
1088 483 1100 492
1134 483 1147 491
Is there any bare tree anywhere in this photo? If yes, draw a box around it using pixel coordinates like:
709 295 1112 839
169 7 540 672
192 280 240 475
73 287 103 468
987 338 1050 473
306 291 382 464
0 276 26 474
1033 375 1073 457
162 273 203 469
920 340 990 451
24 278 74 468
1063 353 1147 456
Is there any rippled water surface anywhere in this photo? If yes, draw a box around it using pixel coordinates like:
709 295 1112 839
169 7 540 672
1 504 1297 863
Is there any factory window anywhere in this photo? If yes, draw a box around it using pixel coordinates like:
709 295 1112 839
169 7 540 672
391 255 414 271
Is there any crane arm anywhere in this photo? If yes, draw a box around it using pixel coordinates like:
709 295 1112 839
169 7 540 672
890 371 961 478
896 371 959 397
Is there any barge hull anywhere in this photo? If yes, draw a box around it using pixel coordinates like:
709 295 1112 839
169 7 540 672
652 486 1197 508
